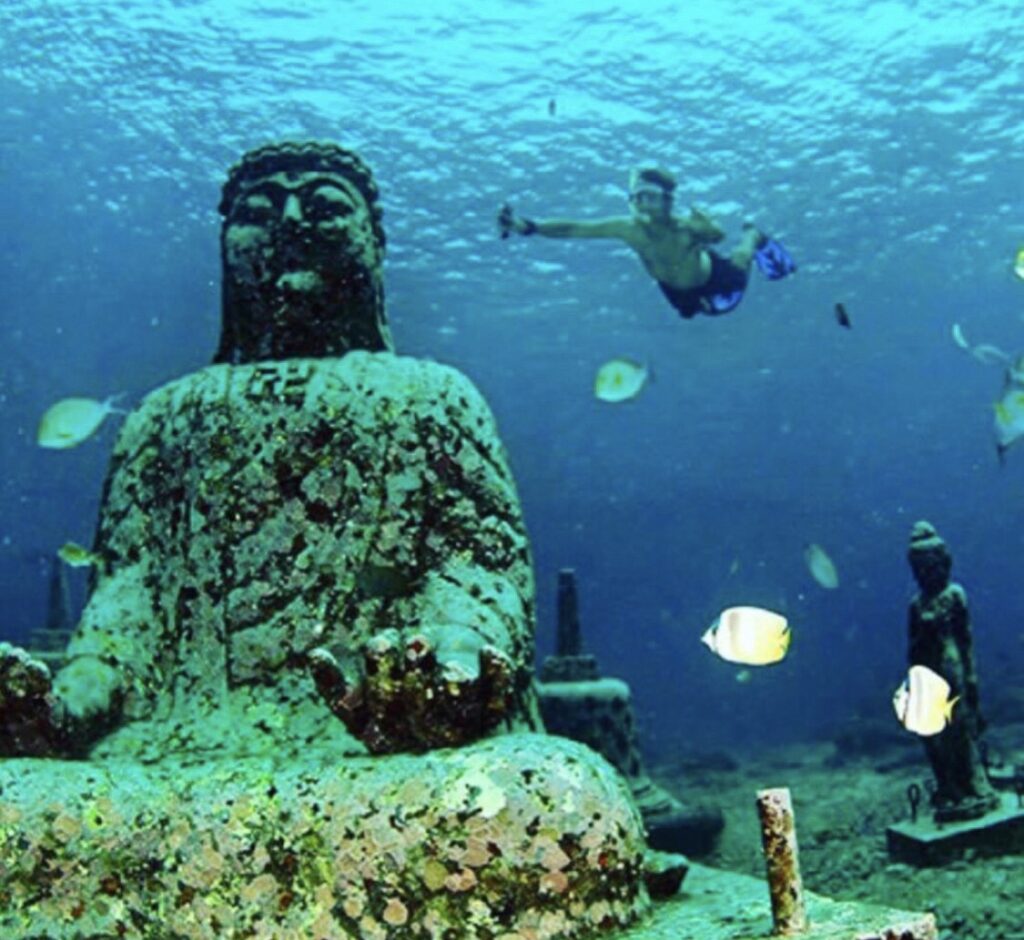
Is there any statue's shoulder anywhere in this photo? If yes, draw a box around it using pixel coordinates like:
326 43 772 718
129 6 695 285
130 353 489 409
947 582 968 606
327 350 483 394
315 352 494 419
115 355 497 451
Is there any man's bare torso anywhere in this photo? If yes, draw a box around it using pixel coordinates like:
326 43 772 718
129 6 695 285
624 217 712 291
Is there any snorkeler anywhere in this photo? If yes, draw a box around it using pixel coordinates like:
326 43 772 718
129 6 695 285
498 166 796 319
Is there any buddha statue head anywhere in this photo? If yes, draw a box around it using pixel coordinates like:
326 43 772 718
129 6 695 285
213 141 393 363
908 520 952 597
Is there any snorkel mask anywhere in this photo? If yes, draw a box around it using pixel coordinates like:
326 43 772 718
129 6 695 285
628 167 672 217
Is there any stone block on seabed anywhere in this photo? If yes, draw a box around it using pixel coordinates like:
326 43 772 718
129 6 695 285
0 734 650 939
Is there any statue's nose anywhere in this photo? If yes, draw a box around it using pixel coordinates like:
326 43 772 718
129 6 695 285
281 193 304 223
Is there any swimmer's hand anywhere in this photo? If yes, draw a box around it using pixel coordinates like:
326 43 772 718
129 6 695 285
498 203 537 238
688 205 726 243
498 203 514 239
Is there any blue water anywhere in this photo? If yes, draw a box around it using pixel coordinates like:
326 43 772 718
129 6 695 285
2 0 1023 757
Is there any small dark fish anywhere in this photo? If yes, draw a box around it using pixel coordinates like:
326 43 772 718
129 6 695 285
548 98 556 116
834 302 851 329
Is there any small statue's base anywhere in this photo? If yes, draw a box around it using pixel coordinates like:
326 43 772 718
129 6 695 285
933 792 1001 824
540 653 600 682
618 862 937 939
886 791 1024 866
988 761 1022 792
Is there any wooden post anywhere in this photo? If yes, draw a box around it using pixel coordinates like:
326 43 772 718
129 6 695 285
756 787 808 935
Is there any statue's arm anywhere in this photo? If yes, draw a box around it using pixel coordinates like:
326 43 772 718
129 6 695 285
906 599 923 664
951 586 980 710
2 398 173 757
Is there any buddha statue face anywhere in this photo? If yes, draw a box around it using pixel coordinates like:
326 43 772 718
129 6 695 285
214 143 393 363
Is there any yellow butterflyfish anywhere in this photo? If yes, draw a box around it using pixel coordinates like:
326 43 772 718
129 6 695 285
892 664 958 737
701 606 791 667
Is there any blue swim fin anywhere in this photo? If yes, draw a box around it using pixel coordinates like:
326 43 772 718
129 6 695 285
754 236 797 281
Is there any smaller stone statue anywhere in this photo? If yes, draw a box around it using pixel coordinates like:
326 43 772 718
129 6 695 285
907 520 999 822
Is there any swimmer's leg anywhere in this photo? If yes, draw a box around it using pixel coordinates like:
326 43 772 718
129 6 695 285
731 223 764 271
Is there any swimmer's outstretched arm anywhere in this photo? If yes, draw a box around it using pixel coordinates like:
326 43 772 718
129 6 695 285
525 217 634 239
498 204 633 241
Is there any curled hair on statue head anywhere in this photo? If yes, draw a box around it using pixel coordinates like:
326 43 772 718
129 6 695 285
219 140 386 250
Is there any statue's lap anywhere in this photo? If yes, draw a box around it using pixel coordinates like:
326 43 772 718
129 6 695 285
0 733 648 939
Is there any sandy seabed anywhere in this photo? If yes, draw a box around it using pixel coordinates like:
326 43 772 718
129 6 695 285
652 720 1024 940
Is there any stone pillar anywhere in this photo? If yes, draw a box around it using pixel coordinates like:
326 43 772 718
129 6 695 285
541 568 598 681
28 554 73 671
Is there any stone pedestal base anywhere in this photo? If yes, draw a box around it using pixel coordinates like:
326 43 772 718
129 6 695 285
0 734 649 939
933 791 1001 824
886 791 1024 866
988 759 1023 793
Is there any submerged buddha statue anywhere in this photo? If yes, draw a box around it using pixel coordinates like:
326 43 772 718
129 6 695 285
0 142 649 938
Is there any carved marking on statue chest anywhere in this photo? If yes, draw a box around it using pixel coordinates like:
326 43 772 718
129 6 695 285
240 361 314 404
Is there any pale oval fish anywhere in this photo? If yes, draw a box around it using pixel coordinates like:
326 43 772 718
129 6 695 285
701 605 791 667
803 543 839 589
892 664 957 736
57 541 98 568
594 358 648 403
37 394 124 449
